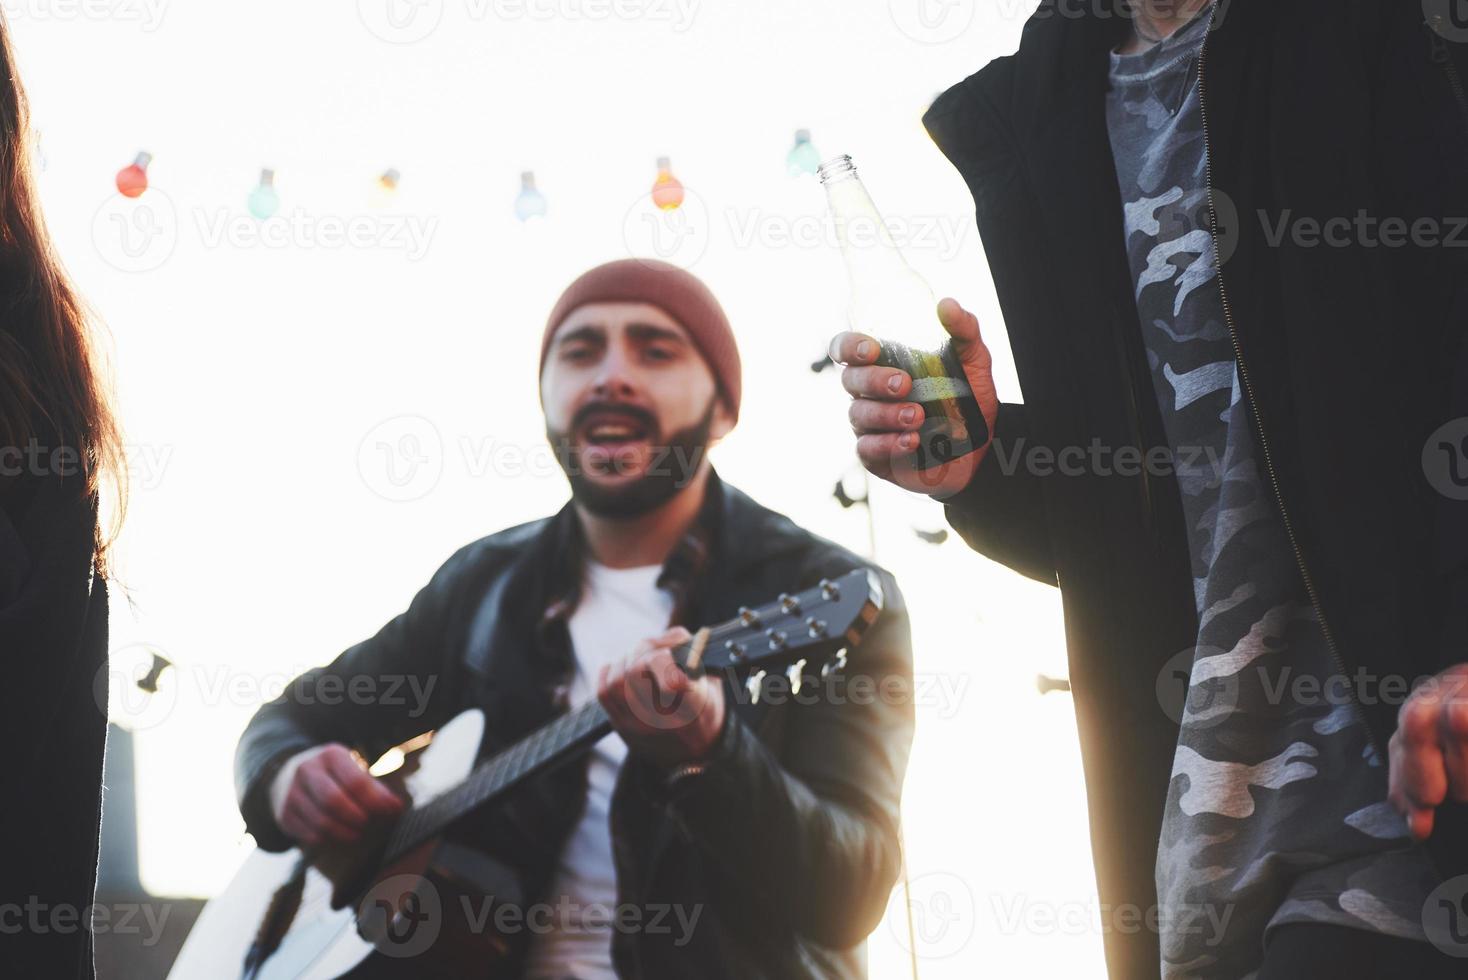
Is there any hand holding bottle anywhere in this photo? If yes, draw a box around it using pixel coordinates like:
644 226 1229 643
831 296 999 499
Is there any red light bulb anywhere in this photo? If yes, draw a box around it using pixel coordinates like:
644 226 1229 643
116 151 151 198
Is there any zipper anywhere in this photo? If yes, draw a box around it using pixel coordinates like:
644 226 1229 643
1195 5 1376 752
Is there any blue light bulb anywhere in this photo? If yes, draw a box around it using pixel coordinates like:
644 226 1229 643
248 168 279 220
515 171 547 221
787 129 821 177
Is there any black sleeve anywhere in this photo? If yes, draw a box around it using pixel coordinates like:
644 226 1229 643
923 65 1057 587
233 549 476 851
0 478 99 756
654 565 915 950
943 402 1057 585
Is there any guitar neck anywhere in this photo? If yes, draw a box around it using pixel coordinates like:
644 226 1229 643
382 696 615 861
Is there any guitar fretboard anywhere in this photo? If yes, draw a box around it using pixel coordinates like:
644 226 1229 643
382 696 615 861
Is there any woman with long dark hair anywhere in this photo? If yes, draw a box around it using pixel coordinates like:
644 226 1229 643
0 12 126 979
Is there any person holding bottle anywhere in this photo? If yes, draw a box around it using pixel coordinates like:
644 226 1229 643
831 1 1468 978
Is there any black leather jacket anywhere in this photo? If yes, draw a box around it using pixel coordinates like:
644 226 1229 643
925 2 1468 976
235 472 914 978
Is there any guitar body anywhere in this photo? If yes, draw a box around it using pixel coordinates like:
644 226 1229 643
169 710 515 980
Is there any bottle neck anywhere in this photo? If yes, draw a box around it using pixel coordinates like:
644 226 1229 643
821 167 913 283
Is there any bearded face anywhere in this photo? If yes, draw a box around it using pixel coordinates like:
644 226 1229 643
539 301 732 518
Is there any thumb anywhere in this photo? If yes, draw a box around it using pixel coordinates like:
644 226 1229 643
937 296 996 394
936 297 984 359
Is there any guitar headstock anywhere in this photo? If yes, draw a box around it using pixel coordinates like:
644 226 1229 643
676 568 884 681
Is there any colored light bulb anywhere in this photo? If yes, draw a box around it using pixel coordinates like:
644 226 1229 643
651 156 684 211
116 151 151 198
515 171 547 221
787 129 821 177
247 168 279 220
369 167 402 209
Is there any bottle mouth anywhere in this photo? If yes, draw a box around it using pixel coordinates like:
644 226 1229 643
816 154 856 185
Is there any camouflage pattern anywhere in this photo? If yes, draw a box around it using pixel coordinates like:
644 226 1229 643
1103 11 1439 977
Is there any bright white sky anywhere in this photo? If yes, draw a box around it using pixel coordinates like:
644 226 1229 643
11 1 1106 974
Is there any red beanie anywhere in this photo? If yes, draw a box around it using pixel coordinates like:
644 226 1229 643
541 259 741 423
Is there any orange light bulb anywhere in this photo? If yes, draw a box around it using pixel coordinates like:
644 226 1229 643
651 155 684 211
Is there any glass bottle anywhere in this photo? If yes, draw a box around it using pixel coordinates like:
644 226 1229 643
819 154 988 469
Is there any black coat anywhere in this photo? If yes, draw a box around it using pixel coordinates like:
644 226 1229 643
235 473 914 979
1 473 110 980
924 2 1468 977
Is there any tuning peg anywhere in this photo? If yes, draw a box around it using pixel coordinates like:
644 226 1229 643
746 670 767 704
738 606 761 628
1036 674 1072 696
805 617 828 639
821 649 849 679
787 659 808 696
914 527 949 546
778 593 801 615
724 639 746 663
819 578 841 602
765 628 788 652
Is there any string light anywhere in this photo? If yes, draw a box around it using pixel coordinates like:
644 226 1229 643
786 129 820 176
651 155 684 211
116 151 151 198
515 170 547 221
247 168 279 219
100 129 836 215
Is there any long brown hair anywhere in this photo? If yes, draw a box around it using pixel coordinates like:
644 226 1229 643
0 12 126 573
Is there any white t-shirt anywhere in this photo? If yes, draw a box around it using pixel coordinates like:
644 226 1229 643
522 561 674 980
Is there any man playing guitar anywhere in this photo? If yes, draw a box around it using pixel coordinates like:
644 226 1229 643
232 258 915 979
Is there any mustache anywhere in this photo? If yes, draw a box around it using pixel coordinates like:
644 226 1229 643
569 401 658 433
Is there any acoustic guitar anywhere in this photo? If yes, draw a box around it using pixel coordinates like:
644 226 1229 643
166 569 883 979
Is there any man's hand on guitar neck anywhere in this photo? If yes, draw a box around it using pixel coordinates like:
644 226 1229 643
269 743 405 848
599 627 728 769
